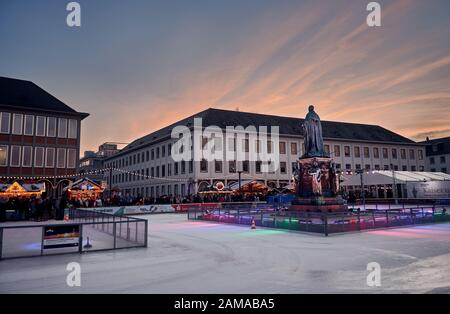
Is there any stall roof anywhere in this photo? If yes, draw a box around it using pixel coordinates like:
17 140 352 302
342 171 450 187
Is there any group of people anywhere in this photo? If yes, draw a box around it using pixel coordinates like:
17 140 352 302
0 192 68 222
0 191 268 222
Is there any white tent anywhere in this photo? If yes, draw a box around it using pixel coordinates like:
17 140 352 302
342 171 450 187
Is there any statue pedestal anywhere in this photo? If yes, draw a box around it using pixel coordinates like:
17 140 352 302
290 157 348 213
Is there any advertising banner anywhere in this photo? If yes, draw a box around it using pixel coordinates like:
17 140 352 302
84 204 176 216
407 181 450 199
43 224 80 249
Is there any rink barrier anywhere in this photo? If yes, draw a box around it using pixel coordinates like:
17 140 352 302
187 205 450 236
0 208 148 260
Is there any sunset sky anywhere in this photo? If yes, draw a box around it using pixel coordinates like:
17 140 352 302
1 0 449 153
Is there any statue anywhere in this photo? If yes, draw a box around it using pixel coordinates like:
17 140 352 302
302 105 325 158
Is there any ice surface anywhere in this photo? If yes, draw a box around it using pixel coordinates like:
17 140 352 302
1 213 450 294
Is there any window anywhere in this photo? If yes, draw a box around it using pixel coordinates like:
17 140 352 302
68 119 77 138
162 146 166 158
267 140 273 154
242 160 249 172
0 145 8 166
355 164 361 170
364 147 370 158
174 163 179 175
418 150 424 161
365 164 371 170
156 147 160 159
419 166 425 171
200 159 208 172
24 115 34 136
411 166 416 171
374 165 380 170
442 168 448 173
151 149 155 160
354 147 361 158
35 116 46 136
67 149 77 168
57 148 66 168
22 146 32 167
291 143 298 155
57 118 67 138
12 114 23 135
344 146 351 157
440 156 446 164
279 142 286 154
392 149 397 159
151 167 155 177
189 160 193 173
215 160 222 173
400 149 406 159
345 164 352 170
280 162 287 174
382 148 388 159
402 165 407 171
156 166 160 177
162 165 166 177
373 147 380 159
168 164 172 176
292 162 297 173
181 161 186 174
10 146 21 167
334 145 341 157
0 112 11 134
47 117 57 137
409 149 415 160
256 161 262 173
229 161 236 173
430 157 435 164
243 139 250 153
324 145 330 156
45 148 55 168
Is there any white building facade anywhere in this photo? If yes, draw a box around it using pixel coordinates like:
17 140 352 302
103 108 426 198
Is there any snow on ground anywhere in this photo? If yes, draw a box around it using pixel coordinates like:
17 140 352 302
1 213 450 294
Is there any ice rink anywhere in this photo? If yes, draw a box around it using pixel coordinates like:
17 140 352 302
1 213 450 294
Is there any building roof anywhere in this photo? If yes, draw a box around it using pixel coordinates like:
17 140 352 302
0 76 89 118
111 108 418 158
419 137 450 157
342 171 450 186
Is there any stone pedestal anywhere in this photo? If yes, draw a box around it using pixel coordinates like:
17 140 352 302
290 157 348 213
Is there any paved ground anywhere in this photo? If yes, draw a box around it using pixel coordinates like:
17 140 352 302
1 213 450 293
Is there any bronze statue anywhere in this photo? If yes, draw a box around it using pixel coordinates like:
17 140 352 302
302 105 325 158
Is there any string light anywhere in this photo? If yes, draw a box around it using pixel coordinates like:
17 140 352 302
0 166 191 183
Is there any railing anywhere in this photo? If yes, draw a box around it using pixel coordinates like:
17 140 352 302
0 208 148 260
187 205 450 236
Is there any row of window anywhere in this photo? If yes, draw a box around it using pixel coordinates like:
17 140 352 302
0 112 78 138
0 145 77 168
326 145 423 160
200 160 424 174
430 156 447 165
110 161 194 184
106 141 424 169
105 143 173 169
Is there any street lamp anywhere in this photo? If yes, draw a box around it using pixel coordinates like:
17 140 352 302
356 169 365 211
390 164 398 205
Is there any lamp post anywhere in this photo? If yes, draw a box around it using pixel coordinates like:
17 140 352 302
237 170 243 191
356 169 365 211
390 164 398 205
